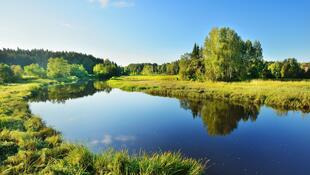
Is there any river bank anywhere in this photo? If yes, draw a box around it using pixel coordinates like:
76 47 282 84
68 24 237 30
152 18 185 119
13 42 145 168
0 78 204 174
108 75 310 113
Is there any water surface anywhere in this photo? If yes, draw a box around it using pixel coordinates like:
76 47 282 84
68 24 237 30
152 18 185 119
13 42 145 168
29 81 310 175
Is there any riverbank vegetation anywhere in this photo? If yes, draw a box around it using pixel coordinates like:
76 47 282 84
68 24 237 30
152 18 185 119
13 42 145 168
108 76 310 112
0 78 205 174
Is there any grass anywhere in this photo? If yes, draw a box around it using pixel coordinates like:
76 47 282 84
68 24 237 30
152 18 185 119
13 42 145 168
108 75 310 112
0 78 205 175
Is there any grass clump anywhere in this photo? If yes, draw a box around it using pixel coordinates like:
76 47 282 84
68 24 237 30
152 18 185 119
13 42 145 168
42 147 204 175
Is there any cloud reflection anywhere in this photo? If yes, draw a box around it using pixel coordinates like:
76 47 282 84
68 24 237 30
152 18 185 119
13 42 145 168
91 134 136 145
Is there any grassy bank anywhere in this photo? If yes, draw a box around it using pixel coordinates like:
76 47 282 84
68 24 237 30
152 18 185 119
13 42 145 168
0 79 204 174
108 75 310 112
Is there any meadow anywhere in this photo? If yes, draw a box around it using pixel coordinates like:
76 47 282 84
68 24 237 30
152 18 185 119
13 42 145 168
0 78 204 175
108 75 310 112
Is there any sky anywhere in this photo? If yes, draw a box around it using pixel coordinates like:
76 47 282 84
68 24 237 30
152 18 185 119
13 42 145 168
0 0 309 65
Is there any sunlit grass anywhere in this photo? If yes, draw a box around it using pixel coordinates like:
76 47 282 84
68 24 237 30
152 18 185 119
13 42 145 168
108 75 310 112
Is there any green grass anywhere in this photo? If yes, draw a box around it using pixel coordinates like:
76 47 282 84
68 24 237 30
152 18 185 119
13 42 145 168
108 75 310 112
0 78 205 175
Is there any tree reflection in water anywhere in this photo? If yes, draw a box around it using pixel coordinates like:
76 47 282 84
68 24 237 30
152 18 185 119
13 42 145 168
30 81 298 136
30 81 112 103
180 99 260 136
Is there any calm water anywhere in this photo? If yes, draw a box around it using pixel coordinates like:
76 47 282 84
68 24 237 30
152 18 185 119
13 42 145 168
29 81 310 175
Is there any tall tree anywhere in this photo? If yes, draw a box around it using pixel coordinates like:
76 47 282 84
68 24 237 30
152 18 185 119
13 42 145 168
191 43 201 60
204 27 246 81
243 40 264 78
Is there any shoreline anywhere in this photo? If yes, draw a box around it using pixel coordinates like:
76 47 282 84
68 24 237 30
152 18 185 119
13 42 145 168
0 78 205 174
108 76 310 113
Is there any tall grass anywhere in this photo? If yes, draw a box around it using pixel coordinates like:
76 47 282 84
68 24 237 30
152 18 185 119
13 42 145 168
108 75 310 112
0 79 205 174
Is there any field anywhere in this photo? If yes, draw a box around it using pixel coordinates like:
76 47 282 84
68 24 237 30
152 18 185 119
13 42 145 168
108 75 310 112
0 79 204 175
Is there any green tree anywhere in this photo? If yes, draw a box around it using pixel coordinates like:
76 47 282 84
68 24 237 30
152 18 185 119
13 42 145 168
70 64 89 78
191 43 201 60
260 62 273 79
141 65 156 75
203 27 246 81
243 40 264 78
93 60 120 79
166 61 179 75
268 62 282 79
24 64 46 78
10 65 23 80
280 58 301 78
178 53 191 80
0 64 14 83
47 57 71 78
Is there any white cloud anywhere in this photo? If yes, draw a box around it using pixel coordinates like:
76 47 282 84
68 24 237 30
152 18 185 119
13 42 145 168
88 0 134 8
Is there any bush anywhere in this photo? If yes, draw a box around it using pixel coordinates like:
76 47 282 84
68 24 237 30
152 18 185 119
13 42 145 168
47 57 71 79
0 64 14 83
24 64 46 78
10 65 23 81
70 64 89 78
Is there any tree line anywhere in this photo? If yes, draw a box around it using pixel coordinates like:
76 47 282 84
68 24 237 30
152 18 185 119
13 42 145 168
124 27 309 81
1 27 309 82
0 56 122 83
0 48 104 73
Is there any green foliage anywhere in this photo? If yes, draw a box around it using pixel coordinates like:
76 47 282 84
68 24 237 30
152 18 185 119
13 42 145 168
204 27 247 81
47 57 71 79
125 62 179 76
0 64 14 83
280 58 302 78
166 61 179 75
141 65 157 75
178 44 205 81
0 48 103 73
70 64 89 78
10 65 23 80
268 62 282 79
24 64 46 78
93 59 121 79
244 40 264 78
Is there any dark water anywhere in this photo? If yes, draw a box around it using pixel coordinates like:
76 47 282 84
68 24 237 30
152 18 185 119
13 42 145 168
29 81 310 175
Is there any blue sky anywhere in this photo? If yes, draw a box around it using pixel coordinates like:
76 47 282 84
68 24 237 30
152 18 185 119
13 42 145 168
0 0 309 65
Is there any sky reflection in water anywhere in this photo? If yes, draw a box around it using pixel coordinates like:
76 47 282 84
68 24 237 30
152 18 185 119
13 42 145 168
29 81 310 175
